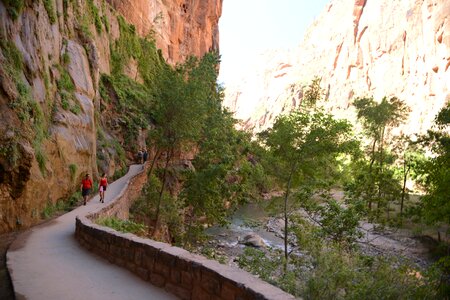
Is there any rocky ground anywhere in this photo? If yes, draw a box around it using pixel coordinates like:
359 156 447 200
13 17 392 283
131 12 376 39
202 212 438 272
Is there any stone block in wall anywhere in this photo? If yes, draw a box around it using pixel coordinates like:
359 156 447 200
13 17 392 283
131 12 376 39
169 269 181 284
115 257 126 268
150 273 166 287
192 285 212 300
134 247 144 265
157 250 177 269
154 260 171 278
181 270 193 289
126 261 136 273
110 245 121 257
191 261 204 283
221 280 237 300
201 269 221 297
143 252 156 271
136 267 149 281
123 247 135 261
165 282 191 300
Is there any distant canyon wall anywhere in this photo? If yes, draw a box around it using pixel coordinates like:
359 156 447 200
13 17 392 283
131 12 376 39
224 0 450 134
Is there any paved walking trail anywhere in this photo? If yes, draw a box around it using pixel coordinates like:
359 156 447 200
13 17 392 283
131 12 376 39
7 165 176 300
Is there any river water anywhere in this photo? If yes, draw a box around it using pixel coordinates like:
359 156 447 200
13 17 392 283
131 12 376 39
205 202 287 260
204 201 435 269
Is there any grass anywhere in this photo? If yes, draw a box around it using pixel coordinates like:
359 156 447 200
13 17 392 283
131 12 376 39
69 164 77 181
0 131 20 167
43 0 56 24
3 0 25 20
57 68 75 91
1 40 48 174
99 74 151 144
87 0 102 33
61 51 70 65
41 193 79 219
112 167 127 181
57 67 82 114
96 217 148 236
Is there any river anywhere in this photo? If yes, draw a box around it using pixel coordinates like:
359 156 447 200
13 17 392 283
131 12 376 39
204 200 436 269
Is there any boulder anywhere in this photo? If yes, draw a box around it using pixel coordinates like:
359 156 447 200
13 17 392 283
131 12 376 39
240 233 266 248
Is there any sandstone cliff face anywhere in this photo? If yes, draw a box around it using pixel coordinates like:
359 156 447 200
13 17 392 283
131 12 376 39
224 0 450 134
0 0 221 233
108 0 222 64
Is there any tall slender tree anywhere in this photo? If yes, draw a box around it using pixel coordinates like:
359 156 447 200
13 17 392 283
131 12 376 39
350 96 410 212
258 80 356 266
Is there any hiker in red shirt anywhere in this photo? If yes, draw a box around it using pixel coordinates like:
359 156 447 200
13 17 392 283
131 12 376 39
98 173 108 203
80 174 93 205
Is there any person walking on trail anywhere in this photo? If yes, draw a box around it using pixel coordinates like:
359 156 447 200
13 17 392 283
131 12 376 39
137 149 143 164
99 173 108 203
81 174 93 205
143 148 148 164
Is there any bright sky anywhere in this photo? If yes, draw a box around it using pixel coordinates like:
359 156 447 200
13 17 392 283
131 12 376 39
218 0 330 85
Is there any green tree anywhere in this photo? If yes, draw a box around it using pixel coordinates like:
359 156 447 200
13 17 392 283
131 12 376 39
391 136 425 222
258 108 356 266
149 53 220 234
417 103 450 225
349 96 410 215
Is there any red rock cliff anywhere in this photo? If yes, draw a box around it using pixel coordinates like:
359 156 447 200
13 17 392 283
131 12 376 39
224 0 450 134
107 0 222 64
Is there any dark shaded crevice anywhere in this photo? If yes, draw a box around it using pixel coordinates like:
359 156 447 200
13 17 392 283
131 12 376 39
0 232 18 300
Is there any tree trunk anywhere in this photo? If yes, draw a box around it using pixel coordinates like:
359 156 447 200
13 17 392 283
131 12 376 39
152 147 173 236
400 161 410 222
368 138 377 210
146 148 161 213
148 148 161 178
375 126 386 216
283 163 296 271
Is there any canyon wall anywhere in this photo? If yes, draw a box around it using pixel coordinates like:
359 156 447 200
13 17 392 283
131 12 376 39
108 0 222 64
0 0 222 233
224 0 450 134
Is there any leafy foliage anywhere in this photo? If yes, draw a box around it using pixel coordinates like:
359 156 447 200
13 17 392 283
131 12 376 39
258 103 357 263
300 195 364 245
42 0 56 24
0 40 48 175
97 217 148 236
415 103 450 225
238 222 444 299
2 0 25 20
346 97 410 220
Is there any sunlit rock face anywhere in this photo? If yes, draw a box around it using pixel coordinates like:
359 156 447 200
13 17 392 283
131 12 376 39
108 0 222 64
224 0 450 134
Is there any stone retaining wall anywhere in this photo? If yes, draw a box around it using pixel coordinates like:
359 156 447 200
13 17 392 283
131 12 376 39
75 167 296 300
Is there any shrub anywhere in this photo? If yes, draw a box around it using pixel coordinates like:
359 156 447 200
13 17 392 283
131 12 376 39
69 164 77 181
43 0 56 24
96 217 147 236
3 0 25 20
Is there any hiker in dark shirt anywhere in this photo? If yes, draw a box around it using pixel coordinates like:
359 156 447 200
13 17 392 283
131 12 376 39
143 149 148 164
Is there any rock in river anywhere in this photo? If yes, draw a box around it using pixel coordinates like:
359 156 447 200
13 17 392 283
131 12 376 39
239 233 266 248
